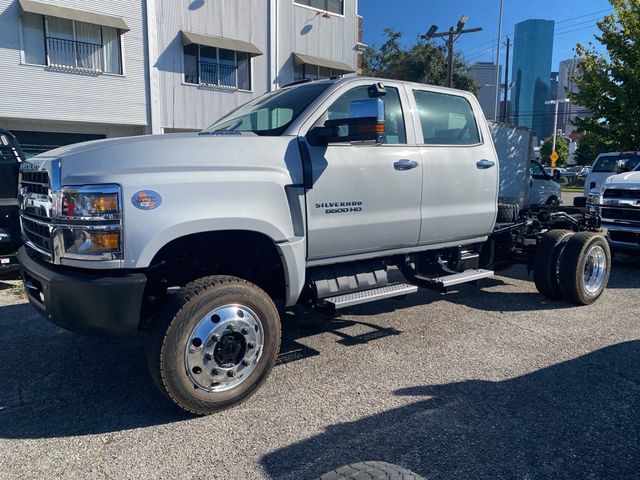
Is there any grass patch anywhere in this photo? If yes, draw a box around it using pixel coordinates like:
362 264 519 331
562 186 584 192
10 282 25 298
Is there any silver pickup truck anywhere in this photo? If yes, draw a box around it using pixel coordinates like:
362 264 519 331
18 77 611 414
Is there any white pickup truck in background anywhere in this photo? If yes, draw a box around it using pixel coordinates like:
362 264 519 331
588 170 640 253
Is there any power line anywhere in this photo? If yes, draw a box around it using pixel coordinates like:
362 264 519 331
464 7 612 54
462 7 613 60
464 24 598 62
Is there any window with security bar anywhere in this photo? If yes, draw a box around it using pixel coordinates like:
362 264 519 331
21 12 122 74
183 44 252 91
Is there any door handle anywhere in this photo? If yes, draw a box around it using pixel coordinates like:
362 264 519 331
476 159 496 169
394 160 418 171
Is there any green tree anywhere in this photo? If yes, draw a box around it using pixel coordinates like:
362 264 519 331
574 131 615 165
362 28 479 94
571 0 640 149
540 136 570 167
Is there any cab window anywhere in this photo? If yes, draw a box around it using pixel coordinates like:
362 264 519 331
530 162 546 179
413 90 480 145
592 154 640 173
316 85 407 144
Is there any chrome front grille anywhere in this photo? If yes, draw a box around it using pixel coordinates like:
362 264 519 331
19 162 58 258
20 171 50 196
21 217 52 252
602 208 640 223
603 188 640 201
601 187 640 227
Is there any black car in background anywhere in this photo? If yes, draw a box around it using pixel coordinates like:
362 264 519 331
0 130 24 274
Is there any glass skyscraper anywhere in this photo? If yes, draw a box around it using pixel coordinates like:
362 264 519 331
510 19 555 141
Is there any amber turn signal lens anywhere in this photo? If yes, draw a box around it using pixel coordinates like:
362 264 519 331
91 232 120 250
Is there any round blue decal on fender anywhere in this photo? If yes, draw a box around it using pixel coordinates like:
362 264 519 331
131 190 162 210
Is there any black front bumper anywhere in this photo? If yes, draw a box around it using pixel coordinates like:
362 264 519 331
18 247 147 337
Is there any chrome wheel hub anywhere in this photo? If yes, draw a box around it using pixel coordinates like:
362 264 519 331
583 245 607 294
185 304 264 392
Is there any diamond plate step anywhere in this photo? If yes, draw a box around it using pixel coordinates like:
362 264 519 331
323 283 418 310
421 268 494 291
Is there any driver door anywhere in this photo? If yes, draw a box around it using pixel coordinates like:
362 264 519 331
303 83 422 260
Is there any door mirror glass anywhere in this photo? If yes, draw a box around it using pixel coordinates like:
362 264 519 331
309 98 385 145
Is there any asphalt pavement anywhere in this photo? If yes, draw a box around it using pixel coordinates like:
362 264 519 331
0 255 639 480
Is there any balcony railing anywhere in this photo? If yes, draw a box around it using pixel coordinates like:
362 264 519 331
198 61 238 90
46 37 103 73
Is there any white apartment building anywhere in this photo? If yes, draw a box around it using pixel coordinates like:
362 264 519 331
557 57 589 137
0 0 360 156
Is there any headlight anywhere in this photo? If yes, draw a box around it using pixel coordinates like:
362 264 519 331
586 193 601 206
54 185 121 220
51 185 123 262
586 193 601 215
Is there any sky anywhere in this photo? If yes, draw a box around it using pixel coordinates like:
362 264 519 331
358 0 613 72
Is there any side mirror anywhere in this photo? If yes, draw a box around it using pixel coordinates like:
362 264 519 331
553 170 561 181
308 98 385 146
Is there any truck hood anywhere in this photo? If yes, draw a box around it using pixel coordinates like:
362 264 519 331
604 171 640 187
30 133 301 185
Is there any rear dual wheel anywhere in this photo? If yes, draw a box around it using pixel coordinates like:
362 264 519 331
558 232 611 305
534 230 611 305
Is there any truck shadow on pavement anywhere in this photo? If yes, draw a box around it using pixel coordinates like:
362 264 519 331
0 303 402 439
261 340 640 480
0 262 634 440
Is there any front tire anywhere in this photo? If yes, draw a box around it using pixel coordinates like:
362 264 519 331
147 275 281 415
558 232 611 305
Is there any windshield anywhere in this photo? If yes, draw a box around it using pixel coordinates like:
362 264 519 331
203 82 332 136
592 154 640 173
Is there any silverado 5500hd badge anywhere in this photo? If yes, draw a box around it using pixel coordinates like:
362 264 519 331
316 201 363 214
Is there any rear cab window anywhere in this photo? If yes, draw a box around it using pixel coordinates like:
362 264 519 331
412 90 481 145
592 154 640 173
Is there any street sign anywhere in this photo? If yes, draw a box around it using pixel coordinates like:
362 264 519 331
550 150 559 168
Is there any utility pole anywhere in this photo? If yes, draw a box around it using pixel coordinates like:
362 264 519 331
502 36 510 122
423 16 482 89
447 29 455 88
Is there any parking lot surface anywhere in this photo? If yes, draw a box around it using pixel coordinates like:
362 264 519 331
0 256 639 480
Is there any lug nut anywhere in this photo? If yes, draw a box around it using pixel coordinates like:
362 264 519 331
211 334 220 342
211 368 220 376
241 328 249 335
204 353 212 361
227 371 236 378
227 325 235 332
241 360 250 367
247 342 255 349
